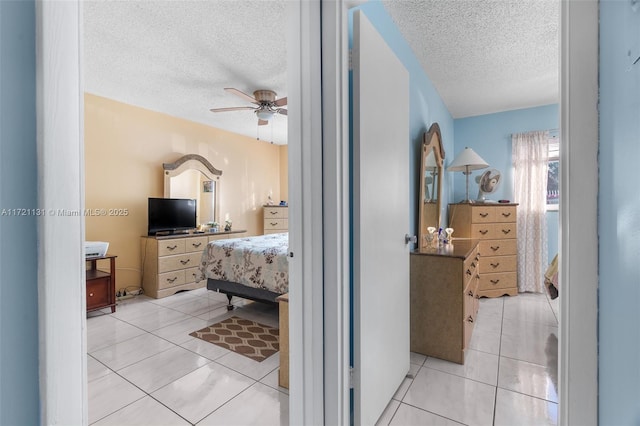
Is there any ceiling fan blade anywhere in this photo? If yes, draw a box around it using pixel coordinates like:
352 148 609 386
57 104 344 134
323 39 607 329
209 106 256 113
276 108 288 116
274 97 288 107
224 87 258 104
258 119 269 126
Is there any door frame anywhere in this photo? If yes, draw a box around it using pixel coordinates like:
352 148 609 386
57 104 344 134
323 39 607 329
320 0 599 424
37 1 325 424
37 0 599 423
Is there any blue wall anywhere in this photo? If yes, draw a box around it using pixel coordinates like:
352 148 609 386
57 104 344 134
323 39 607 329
598 1 640 423
454 105 559 262
351 1 455 239
0 0 40 424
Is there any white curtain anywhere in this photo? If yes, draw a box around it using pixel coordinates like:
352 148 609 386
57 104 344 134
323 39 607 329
512 131 549 293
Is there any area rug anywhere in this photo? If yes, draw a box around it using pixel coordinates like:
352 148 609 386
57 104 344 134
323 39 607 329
190 316 279 362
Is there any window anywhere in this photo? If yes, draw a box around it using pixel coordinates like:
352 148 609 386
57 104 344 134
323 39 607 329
547 137 559 209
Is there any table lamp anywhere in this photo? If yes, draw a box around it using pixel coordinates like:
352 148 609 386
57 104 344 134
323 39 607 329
447 147 489 203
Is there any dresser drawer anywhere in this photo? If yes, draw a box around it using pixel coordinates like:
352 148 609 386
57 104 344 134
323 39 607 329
158 252 201 273
479 239 517 257
184 266 201 283
264 218 288 231
463 252 479 287
158 270 186 289
495 206 517 223
479 272 517 291
264 207 288 219
185 236 208 253
158 239 186 256
480 255 517 274
471 223 517 240
470 207 495 223
87 277 111 310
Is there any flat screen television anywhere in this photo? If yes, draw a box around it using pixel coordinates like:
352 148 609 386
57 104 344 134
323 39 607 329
148 197 197 236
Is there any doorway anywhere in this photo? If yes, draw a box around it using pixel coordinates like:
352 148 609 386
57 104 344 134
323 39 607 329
37 0 597 424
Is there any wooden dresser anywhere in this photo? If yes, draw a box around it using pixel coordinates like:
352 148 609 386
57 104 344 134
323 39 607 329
410 241 480 364
449 203 518 297
263 205 288 234
141 230 246 298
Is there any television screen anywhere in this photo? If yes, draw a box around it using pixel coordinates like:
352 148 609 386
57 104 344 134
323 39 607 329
148 198 197 235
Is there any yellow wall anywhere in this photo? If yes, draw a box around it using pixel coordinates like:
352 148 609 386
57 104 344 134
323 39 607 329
279 145 288 202
84 94 283 288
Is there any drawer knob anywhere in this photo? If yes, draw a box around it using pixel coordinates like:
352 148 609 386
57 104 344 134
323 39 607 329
192 242 202 248
270 222 278 226
502 212 512 217
466 269 472 276
89 293 94 297
467 290 473 297
467 315 474 323
180 259 190 265
490 262 500 268
471 262 476 268
502 229 511 234
490 246 500 251
270 211 278 215
490 279 500 284
167 277 178 283
479 212 489 217
479 229 489 235
166 245 178 251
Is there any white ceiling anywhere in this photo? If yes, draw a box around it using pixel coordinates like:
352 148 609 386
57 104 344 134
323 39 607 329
83 0 559 145
381 0 559 118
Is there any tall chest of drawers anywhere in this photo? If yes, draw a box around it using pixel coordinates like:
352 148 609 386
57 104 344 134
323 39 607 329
448 203 519 297
141 231 246 298
263 205 288 234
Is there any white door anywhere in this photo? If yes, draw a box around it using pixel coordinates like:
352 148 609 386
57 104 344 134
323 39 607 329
352 10 411 426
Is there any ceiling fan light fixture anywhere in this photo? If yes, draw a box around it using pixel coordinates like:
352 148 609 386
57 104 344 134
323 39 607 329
255 109 275 121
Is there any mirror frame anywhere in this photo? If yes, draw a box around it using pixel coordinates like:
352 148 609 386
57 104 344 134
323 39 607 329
163 154 222 223
419 123 445 249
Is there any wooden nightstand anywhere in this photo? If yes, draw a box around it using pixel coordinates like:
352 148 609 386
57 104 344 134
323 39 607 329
277 293 289 389
86 254 117 313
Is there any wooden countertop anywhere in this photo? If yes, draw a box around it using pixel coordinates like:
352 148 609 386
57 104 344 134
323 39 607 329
412 239 479 259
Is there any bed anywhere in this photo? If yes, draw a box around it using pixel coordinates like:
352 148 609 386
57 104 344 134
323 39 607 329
196 232 289 310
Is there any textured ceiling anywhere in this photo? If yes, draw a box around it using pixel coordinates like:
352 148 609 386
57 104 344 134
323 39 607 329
382 0 559 118
84 0 559 145
83 0 289 144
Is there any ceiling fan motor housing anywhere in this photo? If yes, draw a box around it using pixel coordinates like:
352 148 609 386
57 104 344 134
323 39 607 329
253 90 277 104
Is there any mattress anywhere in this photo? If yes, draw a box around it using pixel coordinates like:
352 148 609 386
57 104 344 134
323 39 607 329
197 232 289 294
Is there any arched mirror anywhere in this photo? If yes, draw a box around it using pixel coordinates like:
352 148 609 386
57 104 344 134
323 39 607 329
419 123 445 249
163 154 222 226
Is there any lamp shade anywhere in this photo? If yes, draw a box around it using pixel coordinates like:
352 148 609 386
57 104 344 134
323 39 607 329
256 109 275 121
447 147 489 172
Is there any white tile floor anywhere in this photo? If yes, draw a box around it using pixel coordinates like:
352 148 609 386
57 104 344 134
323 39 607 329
379 292 559 426
87 289 558 426
87 288 286 425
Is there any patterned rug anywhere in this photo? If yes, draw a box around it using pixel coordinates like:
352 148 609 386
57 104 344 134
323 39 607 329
190 316 279 362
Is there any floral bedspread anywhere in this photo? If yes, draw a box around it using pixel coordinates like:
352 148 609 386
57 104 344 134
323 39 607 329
197 233 289 294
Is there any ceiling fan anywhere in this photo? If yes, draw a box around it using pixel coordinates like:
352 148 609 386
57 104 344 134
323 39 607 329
210 88 287 125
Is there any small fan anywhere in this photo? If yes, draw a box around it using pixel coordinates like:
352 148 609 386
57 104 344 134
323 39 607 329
475 169 501 203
